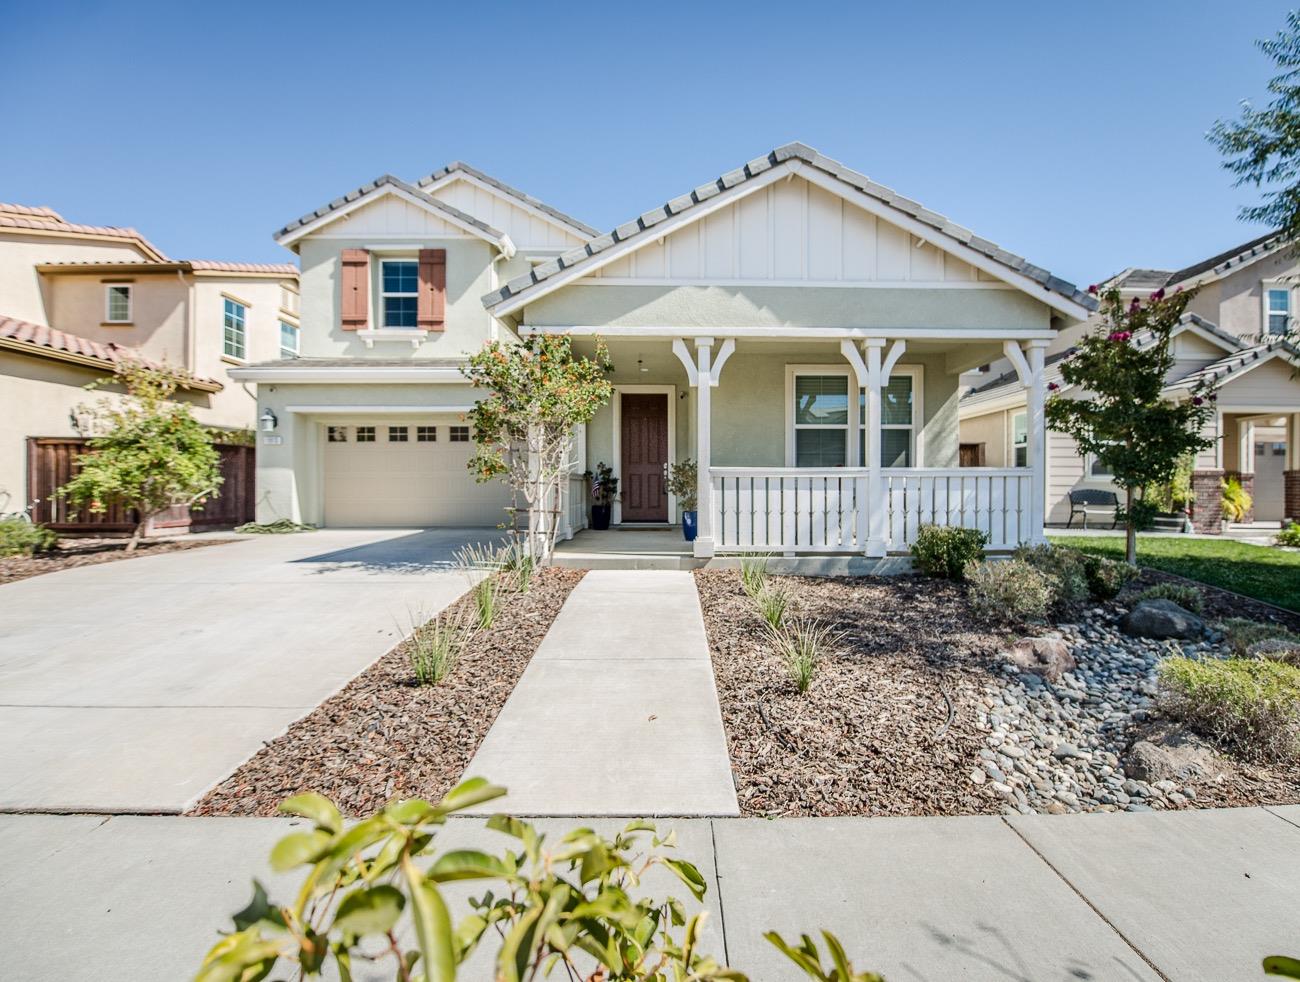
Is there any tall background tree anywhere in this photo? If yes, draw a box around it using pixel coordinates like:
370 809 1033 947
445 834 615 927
463 334 612 561
1209 11 1300 246
59 360 222 551
1046 287 1217 564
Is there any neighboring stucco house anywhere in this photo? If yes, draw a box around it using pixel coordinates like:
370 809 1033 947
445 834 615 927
235 145 1097 556
959 233 1300 531
0 202 298 513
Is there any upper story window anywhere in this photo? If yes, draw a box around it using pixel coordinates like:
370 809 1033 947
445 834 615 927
279 321 299 358
1266 286 1292 335
223 298 247 360
381 260 419 328
104 284 132 323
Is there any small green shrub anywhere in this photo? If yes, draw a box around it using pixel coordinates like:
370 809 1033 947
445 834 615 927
1158 656 1300 764
740 553 771 597
233 519 315 534
405 610 470 685
910 525 989 580
0 517 57 557
1012 543 1090 609
769 617 840 694
1221 476 1253 523
1217 617 1300 657
754 581 791 630
1080 553 1138 600
1133 582 1204 614
1277 522 1300 548
965 558 1053 626
455 542 506 629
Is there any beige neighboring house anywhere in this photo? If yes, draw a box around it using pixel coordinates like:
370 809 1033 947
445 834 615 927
0 202 298 514
234 146 1099 557
959 232 1300 532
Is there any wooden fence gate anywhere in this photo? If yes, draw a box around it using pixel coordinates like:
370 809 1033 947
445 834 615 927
25 437 255 534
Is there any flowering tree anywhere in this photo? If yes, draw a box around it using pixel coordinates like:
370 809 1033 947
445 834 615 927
1046 286 1217 564
59 360 222 552
463 334 612 561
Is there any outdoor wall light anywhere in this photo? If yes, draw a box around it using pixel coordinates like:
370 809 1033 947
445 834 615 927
259 409 278 432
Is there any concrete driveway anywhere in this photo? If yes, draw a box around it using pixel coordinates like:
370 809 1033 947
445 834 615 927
0 528 500 813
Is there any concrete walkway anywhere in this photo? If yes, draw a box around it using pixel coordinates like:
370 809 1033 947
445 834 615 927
0 527 499 813
5 806 1299 981
463 569 739 816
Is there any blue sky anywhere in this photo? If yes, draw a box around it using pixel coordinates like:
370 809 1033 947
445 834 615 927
1 1 1292 285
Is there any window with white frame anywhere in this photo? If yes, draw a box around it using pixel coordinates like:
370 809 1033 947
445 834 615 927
855 370 920 467
105 284 132 323
1088 451 1114 478
792 373 850 466
1266 285 1292 335
1012 412 1028 467
222 298 246 359
380 260 419 328
279 321 299 357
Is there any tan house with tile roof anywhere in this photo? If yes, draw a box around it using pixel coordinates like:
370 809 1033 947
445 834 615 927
0 202 298 514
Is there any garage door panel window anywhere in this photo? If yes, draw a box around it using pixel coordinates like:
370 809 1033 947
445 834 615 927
417 426 437 442
356 426 376 443
389 426 409 442
328 426 347 443
450 426 470 442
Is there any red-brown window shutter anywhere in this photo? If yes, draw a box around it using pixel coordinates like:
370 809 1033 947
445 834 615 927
418 248 446 330
340 249 369 330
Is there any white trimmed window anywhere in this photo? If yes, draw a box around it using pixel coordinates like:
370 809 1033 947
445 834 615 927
1012 412 1028 467
1088 452 1114 478
105 284 132 323
223 298 247 360
380 259 419 328
279 321 299 357
791 371 850 466
855 367 922 467
1266 285 1292 335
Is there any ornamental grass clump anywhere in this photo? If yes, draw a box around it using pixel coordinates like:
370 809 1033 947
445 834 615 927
964 558 1053 627
740 553 771 597
1158 656 1300 764
455 542 506 629
754 581 791 630
405 609 471 686
500 539 535 594
1133 582 1205 614
770 617 841 694
910 525 988 580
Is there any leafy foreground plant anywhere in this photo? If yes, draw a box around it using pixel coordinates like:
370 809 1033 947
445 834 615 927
456 542 506 629
195 778 882 982
1266 954 1300 978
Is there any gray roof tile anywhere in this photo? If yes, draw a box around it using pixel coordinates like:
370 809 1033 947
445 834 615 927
414 161 597 237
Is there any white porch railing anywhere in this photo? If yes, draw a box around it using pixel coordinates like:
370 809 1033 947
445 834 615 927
558 472 588 542
710 467 1033 554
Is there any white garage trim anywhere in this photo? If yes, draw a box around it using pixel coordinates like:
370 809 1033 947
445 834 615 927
287 404 476 414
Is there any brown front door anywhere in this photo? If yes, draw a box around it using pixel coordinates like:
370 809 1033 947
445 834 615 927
620 393 668 522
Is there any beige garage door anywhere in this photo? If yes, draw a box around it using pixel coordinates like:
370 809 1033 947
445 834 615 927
322 418 510 527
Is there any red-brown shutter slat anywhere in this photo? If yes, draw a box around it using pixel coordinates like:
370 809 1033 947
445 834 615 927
418 248 446 330
340 249 369 330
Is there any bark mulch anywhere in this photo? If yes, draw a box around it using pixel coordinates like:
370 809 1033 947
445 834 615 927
694 569 1007 818
191 567 585 817
0 536 235 585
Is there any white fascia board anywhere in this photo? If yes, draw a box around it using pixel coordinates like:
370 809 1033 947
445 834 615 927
489 161 800 317
797 168 1094 322
423 170 593 240
286 404 475 414
276 183 507 251
516 324 1057 341
228 366 469 383
1174 320 1244 353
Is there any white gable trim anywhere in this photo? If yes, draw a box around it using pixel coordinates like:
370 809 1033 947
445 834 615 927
1176 320 1244 354
1166 346 1300 392
422 170 592 240
277 183 512 251
490 159 1091 321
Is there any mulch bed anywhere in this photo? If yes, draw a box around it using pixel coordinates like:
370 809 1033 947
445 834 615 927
695 569 1007 817
0 536 235 585
1131 567 1300 632
191 567 585 817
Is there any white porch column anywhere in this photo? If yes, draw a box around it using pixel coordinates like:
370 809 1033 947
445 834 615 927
1026 341 1048 543
1238 419 1256 474
864 340 886 556
694 338 715 558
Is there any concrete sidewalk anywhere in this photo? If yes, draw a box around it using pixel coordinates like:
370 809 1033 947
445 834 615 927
5 806 1299 981
462 569 739 816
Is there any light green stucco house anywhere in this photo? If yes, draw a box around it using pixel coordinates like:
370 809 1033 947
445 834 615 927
232 145 1096 557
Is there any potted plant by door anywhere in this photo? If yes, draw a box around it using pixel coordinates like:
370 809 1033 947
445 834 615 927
665 458 699 541
586 461 618 530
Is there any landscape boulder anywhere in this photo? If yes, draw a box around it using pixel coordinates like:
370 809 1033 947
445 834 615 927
1122 721 1229 784
1119 598 1205 640
1001 636 1076 683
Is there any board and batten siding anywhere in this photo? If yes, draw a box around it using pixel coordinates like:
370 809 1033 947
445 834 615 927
585 177 1002 286
426 179 588 252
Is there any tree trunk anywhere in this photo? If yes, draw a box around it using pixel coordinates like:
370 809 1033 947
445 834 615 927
126 517 146 553
1124 486 1138 566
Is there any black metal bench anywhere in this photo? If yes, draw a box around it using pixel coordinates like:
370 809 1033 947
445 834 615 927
1067 489 1120 529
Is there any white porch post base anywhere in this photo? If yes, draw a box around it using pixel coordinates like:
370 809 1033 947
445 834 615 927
693 536 716 558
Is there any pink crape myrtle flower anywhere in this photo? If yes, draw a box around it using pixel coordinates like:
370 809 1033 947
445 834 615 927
1108 331 1132 343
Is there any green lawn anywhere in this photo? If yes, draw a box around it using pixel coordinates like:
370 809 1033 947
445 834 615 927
1047 535 1300 613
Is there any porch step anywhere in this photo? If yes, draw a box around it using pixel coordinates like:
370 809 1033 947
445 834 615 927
552 551 706 571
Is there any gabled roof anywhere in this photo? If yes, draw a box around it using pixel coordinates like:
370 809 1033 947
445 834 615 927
36 259 299 276
0 314 222 390
1104 267 1174 291
480 142 1099 319
960 313 1245 410
274 174 512 251
415 161 598 239
0 203 167 261
1163 337 1300 394
1105 231 1287 293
